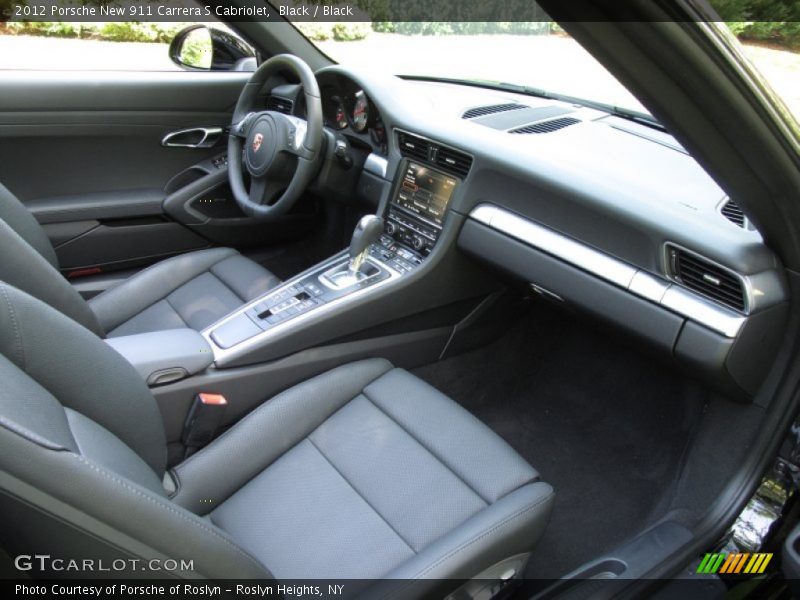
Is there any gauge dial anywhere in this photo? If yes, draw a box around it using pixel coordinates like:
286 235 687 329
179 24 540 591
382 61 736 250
334 102 348 130
351 92 369 132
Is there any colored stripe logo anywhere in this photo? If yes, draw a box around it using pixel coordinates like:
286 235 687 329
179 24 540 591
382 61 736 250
697 552 773 574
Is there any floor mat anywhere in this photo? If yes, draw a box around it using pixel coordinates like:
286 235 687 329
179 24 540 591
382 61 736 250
412 302 706 579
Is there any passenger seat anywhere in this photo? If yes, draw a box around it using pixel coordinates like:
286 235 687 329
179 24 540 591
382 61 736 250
0 282 553 593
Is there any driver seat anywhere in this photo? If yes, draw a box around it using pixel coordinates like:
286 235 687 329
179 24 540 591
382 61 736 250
0 182 281 338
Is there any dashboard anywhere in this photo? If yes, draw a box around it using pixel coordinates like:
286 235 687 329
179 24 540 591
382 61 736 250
264 65 789 400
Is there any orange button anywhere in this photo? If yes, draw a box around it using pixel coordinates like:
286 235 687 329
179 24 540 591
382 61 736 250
198 393 228 406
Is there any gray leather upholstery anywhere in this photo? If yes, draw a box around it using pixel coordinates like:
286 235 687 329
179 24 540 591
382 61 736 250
0 182 280 337
0 282 554 588
0 182 58 267
0 282 266 578
0 211 104 336
171 360 555 587
89 247 281 337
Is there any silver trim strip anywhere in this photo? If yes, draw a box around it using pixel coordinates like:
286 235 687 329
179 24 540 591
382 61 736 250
202 253 402 366
483 205 638 288
629 271 670 303
470 204 746 338
364 153 388 179
661 286 745 338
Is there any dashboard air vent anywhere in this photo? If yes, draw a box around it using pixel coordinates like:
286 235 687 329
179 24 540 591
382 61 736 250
397 131 472 178
435 147 473 178
667 245 746 312
462 103 524 119
721 199 746 228
398 131 430 162
267 96 293 114
510 116 580 134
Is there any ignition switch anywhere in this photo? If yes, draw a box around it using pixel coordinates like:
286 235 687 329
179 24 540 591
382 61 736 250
334 138 353 170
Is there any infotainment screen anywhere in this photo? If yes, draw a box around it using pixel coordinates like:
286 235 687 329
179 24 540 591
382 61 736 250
393 162 458 226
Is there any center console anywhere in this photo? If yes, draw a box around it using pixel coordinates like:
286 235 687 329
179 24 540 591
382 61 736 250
204 157 461 365
383 160 457 256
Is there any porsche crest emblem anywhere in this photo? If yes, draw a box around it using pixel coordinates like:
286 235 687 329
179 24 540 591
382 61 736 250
252 132 264 152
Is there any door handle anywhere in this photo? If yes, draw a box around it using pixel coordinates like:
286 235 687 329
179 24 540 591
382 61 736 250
162 127 224 149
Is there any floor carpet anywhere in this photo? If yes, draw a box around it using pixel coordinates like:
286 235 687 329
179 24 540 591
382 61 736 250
412 302 707 579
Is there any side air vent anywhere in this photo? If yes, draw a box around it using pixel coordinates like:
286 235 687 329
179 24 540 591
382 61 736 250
267 96 293 114
397 131 472 178
510 116 581 134
720 199 746 228
667 245 747 312
462 103 524 119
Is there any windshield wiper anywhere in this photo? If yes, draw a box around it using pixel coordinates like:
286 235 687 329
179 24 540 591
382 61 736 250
400 75 666 132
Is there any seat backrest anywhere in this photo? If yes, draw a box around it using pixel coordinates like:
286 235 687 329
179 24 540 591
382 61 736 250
0 182 58 267
0 282 268 579
0 183 104 336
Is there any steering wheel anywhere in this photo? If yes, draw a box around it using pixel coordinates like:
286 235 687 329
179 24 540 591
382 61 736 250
228 54 323 221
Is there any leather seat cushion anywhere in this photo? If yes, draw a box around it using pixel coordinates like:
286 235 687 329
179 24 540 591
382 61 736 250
89 248 281 337
170 359 554 584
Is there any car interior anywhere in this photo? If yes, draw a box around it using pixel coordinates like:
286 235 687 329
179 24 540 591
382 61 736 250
2 5 800 599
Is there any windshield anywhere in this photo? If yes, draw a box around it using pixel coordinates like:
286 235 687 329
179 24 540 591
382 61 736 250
295 21 650 115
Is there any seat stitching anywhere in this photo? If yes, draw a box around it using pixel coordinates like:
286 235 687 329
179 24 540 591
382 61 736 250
95 250 233 328
72 454 268 576
414 492 553 578
0 285 25 369
380 490 554 599
163 296 190 328
208 265 247 303
104 249 234 298
306 437 417 554
0 415 67 451
363 389 490 505
175 363 392 470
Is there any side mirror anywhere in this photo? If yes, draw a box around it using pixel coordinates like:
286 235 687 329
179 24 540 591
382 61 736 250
169 25 257 72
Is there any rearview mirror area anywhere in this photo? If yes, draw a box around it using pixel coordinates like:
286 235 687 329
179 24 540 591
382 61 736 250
169 25 256 72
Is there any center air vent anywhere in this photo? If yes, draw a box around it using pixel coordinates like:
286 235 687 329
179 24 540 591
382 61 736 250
267 96 293 115
397 131 472 178
510 117 580 134
435 147 472 178
397 131 430 162
462 104 524 119
667 245 747 312
720 199 746 228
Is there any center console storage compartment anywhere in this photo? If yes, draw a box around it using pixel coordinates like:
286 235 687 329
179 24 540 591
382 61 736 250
105 328 213 387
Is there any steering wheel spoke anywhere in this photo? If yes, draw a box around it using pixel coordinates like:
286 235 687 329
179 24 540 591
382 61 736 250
249 176 286 206
282 116 313 160
230 112 258 138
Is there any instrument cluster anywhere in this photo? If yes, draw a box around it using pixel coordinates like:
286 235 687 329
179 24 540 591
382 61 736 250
321 79 386 154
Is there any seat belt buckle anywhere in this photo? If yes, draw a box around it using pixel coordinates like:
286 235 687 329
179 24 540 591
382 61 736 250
182 393 227 452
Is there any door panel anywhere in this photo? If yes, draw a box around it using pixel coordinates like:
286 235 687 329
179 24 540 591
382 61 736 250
54 219 209 272
0 70 256 272
0 71 250 199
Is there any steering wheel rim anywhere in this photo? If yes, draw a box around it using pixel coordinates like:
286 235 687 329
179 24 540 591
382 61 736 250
227 54 323 222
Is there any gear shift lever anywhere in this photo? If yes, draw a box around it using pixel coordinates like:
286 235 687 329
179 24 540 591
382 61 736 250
348 215 384 275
